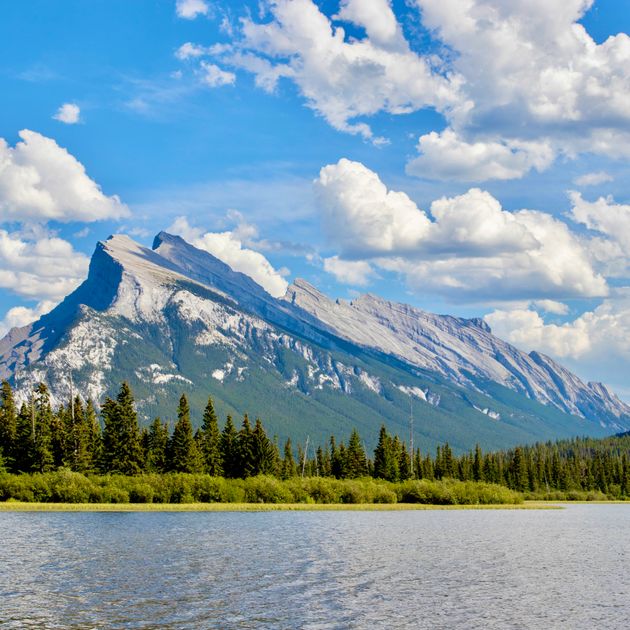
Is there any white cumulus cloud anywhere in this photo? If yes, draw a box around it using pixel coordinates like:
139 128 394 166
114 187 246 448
201 1 630 175
570 191 630 249
484 290 630 398
0 130 129 223
0 229 89 301
0 300 56 338
323 256 374 286
167 216 289 297
215 0 464 141
175 0 209 20
316 158 431 257
316 159 608 301
573 171 613 187
406 129 555 181
199 62 236 87
53 103 81 124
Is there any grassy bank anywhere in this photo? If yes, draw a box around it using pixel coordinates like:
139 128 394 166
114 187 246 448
0 501 552 512
0 470 522 506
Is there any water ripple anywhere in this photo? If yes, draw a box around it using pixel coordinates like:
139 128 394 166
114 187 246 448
1 506 629 628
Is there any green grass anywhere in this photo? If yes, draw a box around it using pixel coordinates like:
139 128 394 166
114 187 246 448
0 501 551 512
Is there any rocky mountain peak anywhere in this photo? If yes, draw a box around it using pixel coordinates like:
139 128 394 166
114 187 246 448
0 231 628 441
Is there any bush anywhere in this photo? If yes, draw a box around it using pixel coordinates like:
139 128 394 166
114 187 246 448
0 473 523 505
49 470 95 503
242 475 294 503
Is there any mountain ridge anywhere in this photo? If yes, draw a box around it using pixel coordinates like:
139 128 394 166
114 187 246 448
1 231 628 451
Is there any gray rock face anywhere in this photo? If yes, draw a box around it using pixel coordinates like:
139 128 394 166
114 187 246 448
1 232 628 447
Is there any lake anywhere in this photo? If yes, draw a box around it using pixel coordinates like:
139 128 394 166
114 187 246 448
0 505 628 628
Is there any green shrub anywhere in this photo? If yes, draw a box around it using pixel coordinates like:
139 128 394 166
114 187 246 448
242 475 294 503
49 470 95 503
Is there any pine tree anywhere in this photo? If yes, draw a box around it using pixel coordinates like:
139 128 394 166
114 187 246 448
237 414 255 478
442 442 454 478
373 425 390 479
14 402 34 472
32 383 54 473
0 380 17 471
220 415 239 478
373 426 400 482
169 394 203 473
62 396 83 470
472 444 483 481
101 382 144 474
345 428 367 478
398 440 411 481
84 399 102 472
281 437 296 479
198 397 222 476
145 417 169 472
250 418 276 475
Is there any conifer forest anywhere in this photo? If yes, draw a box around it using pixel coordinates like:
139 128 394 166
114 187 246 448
1 380 630 504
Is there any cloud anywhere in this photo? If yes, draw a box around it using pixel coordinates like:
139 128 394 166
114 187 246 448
569 191 630 249
485 290 630 396
406 129 555 181
175 42 208 61
316 158 431 257
0 130 129 222
0 229 89 301
175 42 231 61
199 62 236 87
316 159 608 301
167 216 289 297
53 103 81 124
200 1 630 173
0 300 56 338
175 0 209 20
533 299 569 316
323 256 374 286
484 307 591 359
573 171 614 187
210 0 463 142
414 0 630 160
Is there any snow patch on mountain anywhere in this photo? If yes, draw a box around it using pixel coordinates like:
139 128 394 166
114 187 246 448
136 363 192 386
1 230 628 437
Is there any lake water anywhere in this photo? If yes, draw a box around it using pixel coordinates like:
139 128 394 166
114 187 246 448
0 505 629 629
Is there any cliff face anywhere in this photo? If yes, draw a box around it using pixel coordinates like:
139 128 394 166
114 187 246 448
0 231 627 450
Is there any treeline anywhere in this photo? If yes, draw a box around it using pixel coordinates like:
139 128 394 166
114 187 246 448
1 380 630 499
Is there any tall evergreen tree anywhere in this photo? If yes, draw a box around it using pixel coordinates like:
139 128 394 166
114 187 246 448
32 383 54 473
373 425 398 482
281 437 297 479
145 417 169 472
220 415 239 478
345 429 367 478
250 418 277 475
238 414 255 478
472 444 483 481
169 394 203 473
198 397 223 476
84 400 101 472
0 380 17 471
14 402 34 472
101 382 144 474
398 440 411 481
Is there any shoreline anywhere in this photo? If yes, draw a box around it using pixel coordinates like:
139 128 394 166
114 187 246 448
0 501 560 512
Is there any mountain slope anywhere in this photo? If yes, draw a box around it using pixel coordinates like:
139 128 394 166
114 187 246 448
0 232 628 452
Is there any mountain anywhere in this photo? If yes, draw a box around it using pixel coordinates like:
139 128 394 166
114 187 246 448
1 232 629 453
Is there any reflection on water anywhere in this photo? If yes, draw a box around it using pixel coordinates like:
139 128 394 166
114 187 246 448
0 505 629 629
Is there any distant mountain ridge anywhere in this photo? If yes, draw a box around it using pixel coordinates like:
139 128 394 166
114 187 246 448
1 232 628 452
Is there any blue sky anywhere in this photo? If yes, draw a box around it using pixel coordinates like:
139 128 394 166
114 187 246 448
2 0 630 397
